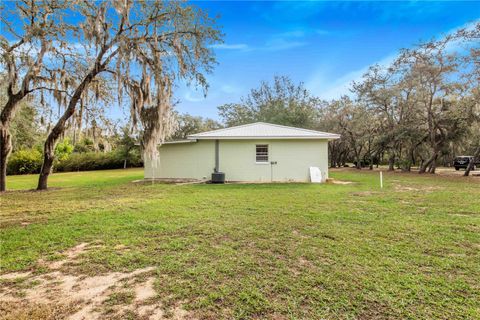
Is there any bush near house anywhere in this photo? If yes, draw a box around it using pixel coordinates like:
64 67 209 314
55 151 142 172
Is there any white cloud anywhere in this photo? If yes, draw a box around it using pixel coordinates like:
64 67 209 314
264 38 306 51
278 30 306 38
210 43 249 50
306 53 397 100
184 91 206 102
221 84 242 94
278 28 331 38
260 27 331 51
211 27 328 54
211 39 306 53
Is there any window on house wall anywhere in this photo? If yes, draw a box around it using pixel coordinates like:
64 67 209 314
256 144 269 163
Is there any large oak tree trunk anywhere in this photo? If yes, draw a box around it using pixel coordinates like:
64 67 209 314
37 101 79 190
37 136 57 190
37 103 79 190
0 96 22 192
37 70 98 190
0 128 12 192
464 145 480 177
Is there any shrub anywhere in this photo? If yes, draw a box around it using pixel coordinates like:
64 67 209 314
55 139 74 161
7 149 43 175
55 151 142 172
73 138 95 153
8 148 143 175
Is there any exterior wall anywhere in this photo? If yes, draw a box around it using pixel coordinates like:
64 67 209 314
218 139 329 182
145 139 329 182
144 140 215 180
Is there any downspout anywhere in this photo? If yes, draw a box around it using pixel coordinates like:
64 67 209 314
215 139 219 173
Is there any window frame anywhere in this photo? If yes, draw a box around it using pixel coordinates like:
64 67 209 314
255 144 269 164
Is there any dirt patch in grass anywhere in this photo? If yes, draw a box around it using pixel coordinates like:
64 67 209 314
133 178 204 185
393 184 442 192
326 179 354 185
42 242 91 270
449 211 480 217
0 266 158 319
134 278 156 302
0 243 193 320
0 300 78 320
351 191 380 197
0 272 32 281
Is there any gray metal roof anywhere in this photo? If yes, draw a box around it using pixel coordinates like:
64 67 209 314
187 122 340 140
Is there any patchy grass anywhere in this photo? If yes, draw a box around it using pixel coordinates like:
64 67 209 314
104 290 136 306
1 168 479 319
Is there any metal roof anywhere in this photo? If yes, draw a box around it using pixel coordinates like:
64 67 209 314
187 122 340 140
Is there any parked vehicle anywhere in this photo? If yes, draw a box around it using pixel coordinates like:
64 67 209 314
454 156 479 171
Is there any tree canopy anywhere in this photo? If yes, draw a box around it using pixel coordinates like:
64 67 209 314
218 76 322 129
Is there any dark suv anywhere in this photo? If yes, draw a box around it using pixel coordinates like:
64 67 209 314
454 156 479 171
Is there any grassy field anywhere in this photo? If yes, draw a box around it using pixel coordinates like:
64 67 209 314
1 168 479 319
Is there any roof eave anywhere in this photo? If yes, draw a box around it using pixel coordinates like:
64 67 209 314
161 139 198 145
188 135 340 140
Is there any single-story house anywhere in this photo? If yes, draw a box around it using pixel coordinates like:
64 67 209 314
144 122 340 182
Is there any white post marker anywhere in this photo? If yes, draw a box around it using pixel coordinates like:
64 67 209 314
380 171 383 189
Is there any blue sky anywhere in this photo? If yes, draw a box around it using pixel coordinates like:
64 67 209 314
2 1 479 123
174 1 480 121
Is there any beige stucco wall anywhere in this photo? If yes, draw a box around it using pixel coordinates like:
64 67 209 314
145 139 329 182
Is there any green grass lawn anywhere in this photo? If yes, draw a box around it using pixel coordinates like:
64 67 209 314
1 168 479 319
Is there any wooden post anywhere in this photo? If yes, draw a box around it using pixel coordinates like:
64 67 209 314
380 171 383 189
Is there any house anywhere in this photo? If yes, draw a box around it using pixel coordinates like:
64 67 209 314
144 122 340 182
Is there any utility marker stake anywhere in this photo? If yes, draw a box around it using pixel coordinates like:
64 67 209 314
380 171 383 189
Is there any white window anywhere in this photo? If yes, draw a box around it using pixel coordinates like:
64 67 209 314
256 144 269 163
